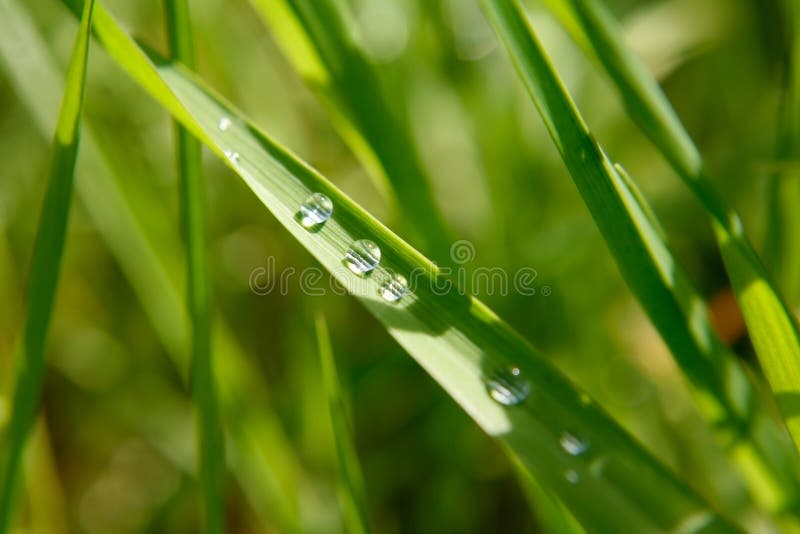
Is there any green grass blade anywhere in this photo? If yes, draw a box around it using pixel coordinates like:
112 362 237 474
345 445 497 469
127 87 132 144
0 2 303 529
0 0 94 530
62 2 743 529
315 315 371 534
164 1 226 532
763 0 800 304
480 0 799 513
248 0 451 257
555 0 800 457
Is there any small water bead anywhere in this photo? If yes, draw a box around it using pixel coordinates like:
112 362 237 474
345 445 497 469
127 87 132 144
224 150 240 165
299 193 333 228
560 432 589 456
379 271 408 302
218 116 232 131
485 366 531 406
564 470 580 484
344 240 381 275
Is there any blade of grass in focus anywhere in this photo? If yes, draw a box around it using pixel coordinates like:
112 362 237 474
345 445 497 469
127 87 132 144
247 0 451 257
164 1 226 532
0 0 94 530
550 0 800 464
315 315 371 534
0 2 302 529
480 0 798 514
56 2 743 529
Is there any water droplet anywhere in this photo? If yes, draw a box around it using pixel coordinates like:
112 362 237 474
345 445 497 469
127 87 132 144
486 366 531 406
379 271 409 302
218 116 232 131
224 150 240 165
344 240 381 275
560 432 589 456
298 193 333 229
565 470 580 484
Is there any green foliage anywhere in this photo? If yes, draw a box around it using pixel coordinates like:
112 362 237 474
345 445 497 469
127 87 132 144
0 0 799 531
316 315 372 534
63 2 733 530
549 0 800 458
482 0 800 513
0 1 94 530
164 1 226 531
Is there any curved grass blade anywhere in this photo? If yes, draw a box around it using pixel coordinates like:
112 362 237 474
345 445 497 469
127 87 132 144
67 2 741 530
0 2 303 529
0 0 94 530
552 0 800 461
164 1 226 532
480 0 799 514
315 315 371 534
247 0 451 257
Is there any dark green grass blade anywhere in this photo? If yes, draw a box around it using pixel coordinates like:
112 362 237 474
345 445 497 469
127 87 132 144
763 0 800 304
248 0 451 257
480 0 799 513
59 2 742 530
164 1 226 532
315 315 371 534
554 0 800 459
0 0 94 531
0 2 303 529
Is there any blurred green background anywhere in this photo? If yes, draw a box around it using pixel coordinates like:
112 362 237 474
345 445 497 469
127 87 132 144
0 0 794 531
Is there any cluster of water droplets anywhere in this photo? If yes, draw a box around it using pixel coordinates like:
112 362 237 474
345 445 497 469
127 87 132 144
483 362 597 485
294 180 409 303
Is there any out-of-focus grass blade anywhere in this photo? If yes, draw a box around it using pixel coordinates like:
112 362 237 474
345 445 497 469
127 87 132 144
481 0 799 514
554 0 800 457
248 0 451 257
514 466 584 534
0 2 302 530
63 2 743 530
164 1 226 532
315 315 371 534
0 0 94 530
763 0 800 305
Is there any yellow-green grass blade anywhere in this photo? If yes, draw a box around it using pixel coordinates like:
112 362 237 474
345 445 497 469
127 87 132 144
65 1 741 530
247 0 451 257
0 0 94 531
0 2 302 529
315 315 371 534
481 0 798 514
554 0 800 459
164 1 226 532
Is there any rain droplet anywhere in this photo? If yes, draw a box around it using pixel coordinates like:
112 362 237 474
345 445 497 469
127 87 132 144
218 116 232 131
379 271 409 302
486 366 531 406
298 192 333 229
344 240 381 275
224 150 240 165
565 470 580 484
560 432 589 456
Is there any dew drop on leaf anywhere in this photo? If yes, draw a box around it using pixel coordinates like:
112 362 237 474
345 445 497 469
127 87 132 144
344 239 381 275
298 192 333 229
485 366 531 406
560 431 589 456
379 270 409 302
